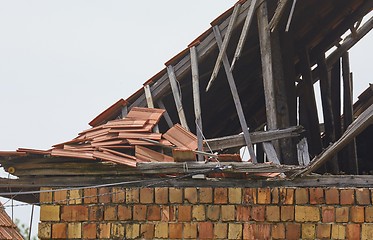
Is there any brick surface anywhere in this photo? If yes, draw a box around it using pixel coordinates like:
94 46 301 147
118 205 132 220
54 189 68 204
104 205 117 221
154 222 168 239
184 188 198 203
133 205 147 221
252 206 265 221
257 188 271 204
199 188 213 203
67 223 82 239
199 222 214 239
206 205 220 221
61 205 88 221
340 189 355 205
243 188 257 204
271 187 279 204
183 223 197 239
243 224 270 240
266 206 280 222
356 188 371 205
112 223 124 238
140 223 154 239
192 205 206 221
126 188 139 203
336 206 349 222
281 206 294 221
331 224 345 240
325 188 339 204
40 187 52 204
38 223 51 239
228 188 242 204
52 223 67 239
221 205 235 221
286 223 301 240
82 223 97 239
366 206 373 222
346 224 361 240
271 223 285 239
236 206 250 221
178 205 192 222
40 205 60 221
214 188 228 204
295 188 308 204
161 205 176 222
295 206 320 222
89 205 103 221
280 188 294 204
112 187 125 203
362 224 373 240
169 223 182 239
84 188 97 204
228 223 243 240
351 206 365 223
309 188 324 204
169 187 183 203
214 223 227 239
98 188 111 203
69 189 82 204
147 205 161 221
317 224 331 239
155 187 168 204
301 223 315 240
125 224 140 239
322 206 335 223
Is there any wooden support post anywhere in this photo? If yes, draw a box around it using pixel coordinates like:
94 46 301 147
342 52 358 174
190 46 204 161
121 105 128 118
206 3 241 91
167 65 190 131
263 142 280 164
231 0 258 71
317 54 339 174
212 26 257 163
285 0 297 32
156 100 174 128
144 84 159 133
297 138 310 166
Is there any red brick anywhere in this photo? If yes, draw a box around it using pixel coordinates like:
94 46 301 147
243 224 270 240
133 205 147 221
266 206 280 222
257 188 271 204
243 188 257 204
112 187 125 203
140 224 154 239
366 206 373 222
140 188 154 204
61 205 88 221
340 189 355 205
317 224 331 239
98 188 111 203
84 188 97 204
356 189 370 205
199 188 213 203
325 188 339 204
351 206 365 223
161 205 176 222
286 223 301 240
236 206 250 221
206 205 220 221
214 188 228 204
336 206 349 223
82 223 96 239
309 188 325 204
252 206 265 221
178 205 192 222
184 188 198 204
118 205 132 220
295 188 308 204
155 187 168 204
104 205 117 220
281 206 294 221
89 205 103 221
147 205 161 221
279 188 294 204
346 224 360 240
322 206 335 223
169 223 183 239
198 222 213 239
272 223 285 239
272 188 279 204
52 223 67 239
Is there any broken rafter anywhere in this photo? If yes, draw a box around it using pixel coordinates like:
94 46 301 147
212 25 257 163
268 0 290 32
143 84 159 133
156 100 174 128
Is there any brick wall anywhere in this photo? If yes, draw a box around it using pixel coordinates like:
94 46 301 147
38 186 373 239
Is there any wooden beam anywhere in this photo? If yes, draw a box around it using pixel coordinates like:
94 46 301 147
212 25 257 163
230 0 258 71
297 138 310 166
285 0 297 32
144 84 159 132
167 65 189 131
263 142 280 164
206 3 241 91
156 100 174 128
205 125 304 151
268 0 290 32
293 102 373 178
121 105 128 118
190 46 204 161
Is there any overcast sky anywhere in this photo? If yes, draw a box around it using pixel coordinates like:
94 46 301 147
0 1 371 238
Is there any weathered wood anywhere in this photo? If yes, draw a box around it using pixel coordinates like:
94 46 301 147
263 142 280 164
167 65 189 131
144 84 159 133
190 46 204 161
206 3 241 91
231 0 258 71
156 100 174 128
297 138 310 166
121 105 128 118
294 102 373 177
205 125 303 151
268 0 290 32
212 26 257 163
285 0 297 32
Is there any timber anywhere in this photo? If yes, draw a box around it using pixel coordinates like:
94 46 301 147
268 0 290 32
156 100 174 128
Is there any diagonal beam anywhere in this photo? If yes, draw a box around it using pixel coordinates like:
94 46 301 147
268 0 290 32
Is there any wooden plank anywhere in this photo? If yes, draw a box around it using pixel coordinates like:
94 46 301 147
231 0 258 71
206 3 241 91
297 138 310 166
263 142 280 165
285 0 297 32
121 105 128 118
156 100 174 128
212 26 257 163
268 0 290 32
167 65 190 131
190 46 204 161
143 84 159 133
293 102 373 178
205 125 303 151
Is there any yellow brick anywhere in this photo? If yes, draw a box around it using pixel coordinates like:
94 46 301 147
126 224 140 239
68 189 82 204
331 224 346 240
199 188 213 203
155 187 168 204
38 222 51 239
362 224 373 240
155 222 168 239
185 188 198 203
295 206 320 222
229 188 242 204
266 206 280 222
228 223 242 240
192 205 205 221
67 223 81 239
40 205 60 221
169 188 182 203
140 188 154 203
112 187 125 203
126 188 139 203
302 224 315 239
221 205 235 221
40 187 52 203
207 205 220 221
214 223 227 239
257 188 271 204
112 224 125 238
183 223 197 239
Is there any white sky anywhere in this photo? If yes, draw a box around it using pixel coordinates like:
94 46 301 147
0 1 371 238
